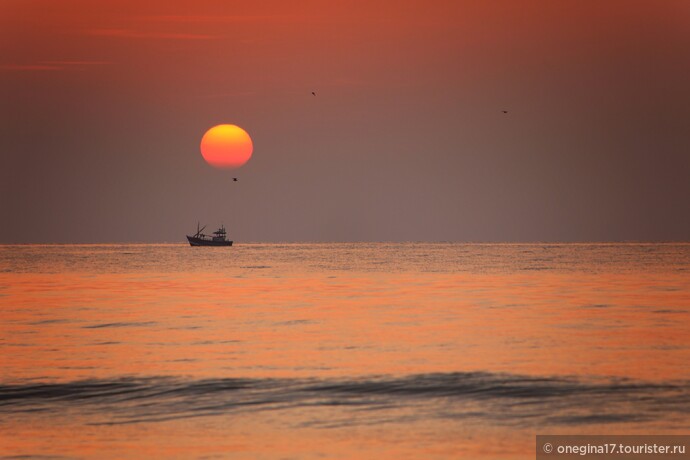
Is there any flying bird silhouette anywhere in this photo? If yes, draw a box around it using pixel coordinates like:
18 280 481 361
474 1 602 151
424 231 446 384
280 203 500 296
502 110 508 114
233 178 238 182
311 91 316 96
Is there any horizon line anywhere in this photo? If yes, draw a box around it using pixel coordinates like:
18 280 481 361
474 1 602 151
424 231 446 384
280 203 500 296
1 240 689 246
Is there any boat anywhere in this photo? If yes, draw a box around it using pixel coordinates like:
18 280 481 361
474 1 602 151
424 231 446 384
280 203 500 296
186 223 233 247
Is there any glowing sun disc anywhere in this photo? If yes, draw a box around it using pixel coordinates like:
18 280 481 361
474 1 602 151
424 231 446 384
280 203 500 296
200 124 253 169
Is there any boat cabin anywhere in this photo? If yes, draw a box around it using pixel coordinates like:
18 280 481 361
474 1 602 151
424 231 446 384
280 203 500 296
212 226 227 242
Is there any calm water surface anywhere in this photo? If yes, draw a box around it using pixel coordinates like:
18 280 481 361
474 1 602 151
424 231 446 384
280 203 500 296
1 243 689 459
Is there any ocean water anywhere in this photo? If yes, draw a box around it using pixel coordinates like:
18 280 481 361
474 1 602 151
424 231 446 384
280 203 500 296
1 243 689 459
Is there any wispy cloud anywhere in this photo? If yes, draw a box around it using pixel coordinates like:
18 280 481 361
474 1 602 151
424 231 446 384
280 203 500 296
136 14 308 24
42 60 111 66
88 28 216 40
0 60 109 72
0 64 62 71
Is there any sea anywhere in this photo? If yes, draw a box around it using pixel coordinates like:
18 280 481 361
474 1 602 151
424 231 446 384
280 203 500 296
1 243 689 459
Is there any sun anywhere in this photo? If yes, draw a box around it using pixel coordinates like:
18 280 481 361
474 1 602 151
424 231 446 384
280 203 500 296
200 124 253 169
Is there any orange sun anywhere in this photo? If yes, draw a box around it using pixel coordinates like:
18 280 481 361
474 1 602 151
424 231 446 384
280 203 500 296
200 124 253 169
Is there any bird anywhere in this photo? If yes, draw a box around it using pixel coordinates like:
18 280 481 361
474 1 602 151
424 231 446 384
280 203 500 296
311 91 316 96
233 178 238 182
502 110 508 114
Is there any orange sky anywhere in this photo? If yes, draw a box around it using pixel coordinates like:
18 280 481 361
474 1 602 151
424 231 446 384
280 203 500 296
1 0 689 242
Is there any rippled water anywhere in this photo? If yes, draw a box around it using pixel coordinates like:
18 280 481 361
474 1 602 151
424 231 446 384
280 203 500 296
1 243 689 459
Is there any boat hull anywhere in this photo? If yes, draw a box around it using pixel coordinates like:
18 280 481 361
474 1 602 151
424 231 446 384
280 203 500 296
186 236 233 247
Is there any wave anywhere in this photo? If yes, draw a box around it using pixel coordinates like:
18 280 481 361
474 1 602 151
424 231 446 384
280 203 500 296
81 321 158 329
1 372 688 427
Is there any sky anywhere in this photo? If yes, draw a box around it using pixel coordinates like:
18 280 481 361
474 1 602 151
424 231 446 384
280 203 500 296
1 0 689 243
